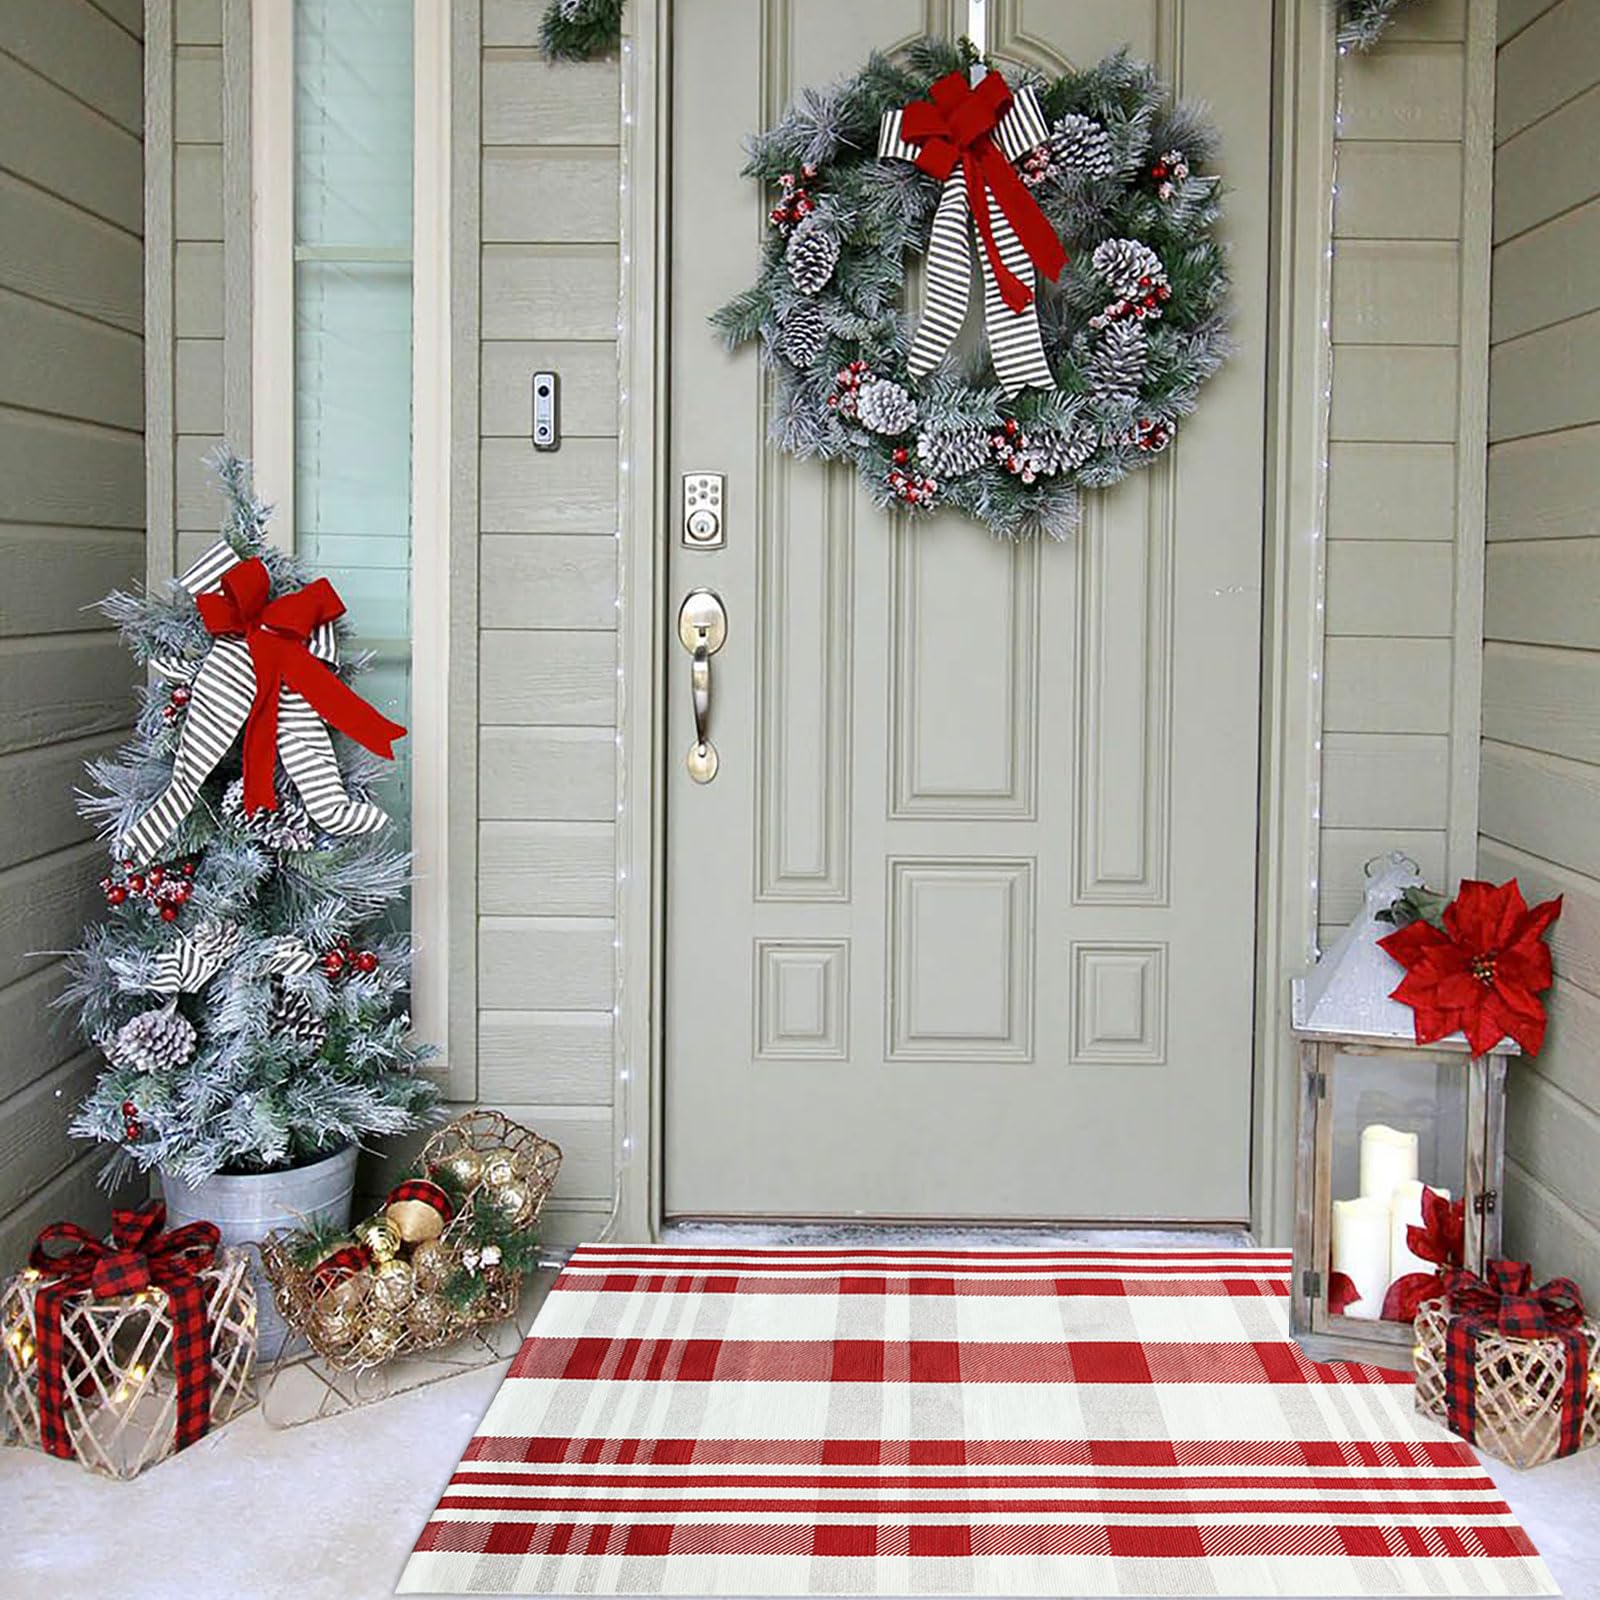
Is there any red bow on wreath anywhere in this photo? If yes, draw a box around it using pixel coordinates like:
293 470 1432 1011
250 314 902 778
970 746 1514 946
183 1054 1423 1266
28 1201 221 1460
1378 878 1562 1056
1380 1185 1465 1322
899 71 1067 313
1440 1260 1588 1458
197 558 407 816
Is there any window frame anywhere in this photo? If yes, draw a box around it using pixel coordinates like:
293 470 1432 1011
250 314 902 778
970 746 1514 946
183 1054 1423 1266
250 0 453 1068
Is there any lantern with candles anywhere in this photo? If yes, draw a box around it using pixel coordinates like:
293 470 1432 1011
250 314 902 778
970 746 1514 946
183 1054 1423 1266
1289 856 1511 1369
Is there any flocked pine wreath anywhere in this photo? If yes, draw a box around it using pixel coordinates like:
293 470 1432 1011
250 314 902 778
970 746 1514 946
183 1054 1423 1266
712 39 1230 541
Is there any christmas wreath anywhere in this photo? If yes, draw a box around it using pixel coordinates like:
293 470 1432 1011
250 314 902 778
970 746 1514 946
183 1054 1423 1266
712 39 1230 540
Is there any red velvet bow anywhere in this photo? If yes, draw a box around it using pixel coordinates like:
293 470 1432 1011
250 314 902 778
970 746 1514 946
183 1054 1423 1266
197 558 407 815
1440 1259 1588 1457
28 1201 221 1460
899 70 1067 313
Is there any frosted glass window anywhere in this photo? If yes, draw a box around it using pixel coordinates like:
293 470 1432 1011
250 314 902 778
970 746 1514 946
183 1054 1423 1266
293 0 413 847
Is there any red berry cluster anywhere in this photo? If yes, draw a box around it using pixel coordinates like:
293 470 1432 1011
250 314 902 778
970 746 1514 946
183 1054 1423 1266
1125 417 1173 454
988 418 1045 484
101 858 197 922
1019 142 1060 189
161 683 192 724
768 164 819 232
827 359 873 419
1088 275 1173 331
321 940 380 980
121 1098 141 1141
1150 148 1190 202
887 448 939 508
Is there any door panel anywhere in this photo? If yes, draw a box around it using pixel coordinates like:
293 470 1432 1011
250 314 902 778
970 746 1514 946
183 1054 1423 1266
665 0 1272 1221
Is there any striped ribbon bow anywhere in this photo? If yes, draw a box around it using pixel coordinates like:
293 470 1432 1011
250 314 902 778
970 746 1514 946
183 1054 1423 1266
1442 1259 1589 1458
28 1201 221 1460
118 540 404 866
879 70 1065 396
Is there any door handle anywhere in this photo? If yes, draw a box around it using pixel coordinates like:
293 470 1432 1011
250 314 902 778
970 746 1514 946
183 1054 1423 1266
677 589 727 783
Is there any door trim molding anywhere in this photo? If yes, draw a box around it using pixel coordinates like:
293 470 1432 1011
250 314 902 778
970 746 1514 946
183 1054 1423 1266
618 0 1337 1243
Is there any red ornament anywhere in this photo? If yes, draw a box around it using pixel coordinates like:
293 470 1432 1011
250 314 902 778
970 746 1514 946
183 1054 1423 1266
182 861 197 877
1378 878 1562 1056
171 882 192 904
149 867 165 887
159 905 179 923
124 1120 141 1140
352 950 379 975
321 949 346 978
106 886 128 906
128 875 145 895
892 448 909 465
121 1100 136 1116
171 685 191 706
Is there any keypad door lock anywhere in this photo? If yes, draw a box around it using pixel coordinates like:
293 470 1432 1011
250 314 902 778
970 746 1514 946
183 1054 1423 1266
682 472 725 548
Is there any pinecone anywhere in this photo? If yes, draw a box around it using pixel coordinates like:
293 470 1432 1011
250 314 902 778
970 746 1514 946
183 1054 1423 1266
1032 423 1098 476
1087 321 1150 409
917 424 990 479
1050 114 1115 181
777 301 828 368
111 1004 196 1073
1091 237 1167 301
223 776 316 853
272 984 328 1053
786 216 840 295
854 378 917 436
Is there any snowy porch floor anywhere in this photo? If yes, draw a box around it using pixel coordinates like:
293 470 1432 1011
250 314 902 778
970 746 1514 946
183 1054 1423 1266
7 1226 1598 1600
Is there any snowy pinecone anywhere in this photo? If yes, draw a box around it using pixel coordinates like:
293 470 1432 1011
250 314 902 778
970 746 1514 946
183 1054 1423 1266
1091 238 1167 301
272 984 328 1053
223 776 316 853
854 378 917 437
917 424 990 479
111 1004 196 1073
1050 114 1115 181
785 216 840 295
1087 321 1150 409
777 301 828 368
1031 423 1098 476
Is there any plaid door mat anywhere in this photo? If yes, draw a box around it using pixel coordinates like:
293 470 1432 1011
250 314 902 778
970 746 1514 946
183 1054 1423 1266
399 1245 1556 1596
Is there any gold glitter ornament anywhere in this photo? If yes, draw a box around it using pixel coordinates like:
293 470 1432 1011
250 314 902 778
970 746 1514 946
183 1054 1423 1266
311 1299 358 1347
407 1294 452 1341
485 1179 532 1226
370 1257 416 1312
353 1313 402 1364
410 1238 449 1292
481 1148 518 1189
353 1216 401 1262
435 1147 484 1190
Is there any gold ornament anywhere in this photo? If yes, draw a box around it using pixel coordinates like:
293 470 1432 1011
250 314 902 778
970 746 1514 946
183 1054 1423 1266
354 1216 401 1262
436 1147 484 1190
407 1294 452 1341
324 1269 370 1315
386 1197 447 1245
485 1180 532 1226
353 1313 402 1364
370 1257 416 1312
410 1238 449 1293
481 1148 518 1189
311 1300 358 1348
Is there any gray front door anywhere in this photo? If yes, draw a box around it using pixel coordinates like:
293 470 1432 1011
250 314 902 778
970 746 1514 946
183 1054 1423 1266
664 0 1272 1221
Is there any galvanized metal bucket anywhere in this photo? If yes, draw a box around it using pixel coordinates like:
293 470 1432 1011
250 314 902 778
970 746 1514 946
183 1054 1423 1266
161 1143 359 1361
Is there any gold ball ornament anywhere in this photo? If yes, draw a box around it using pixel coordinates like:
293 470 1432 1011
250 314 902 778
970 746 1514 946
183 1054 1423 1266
370 1257 416 1312
485 1179 533 1226
311 1300 358 1348
481 1148 518 1189
353 1216 401 1262
324 1269 370 1315
407 1294 452 1341
434 1147 485 1191
410 1238 449 1292
386 1197 447 1246
353 1312 403 1364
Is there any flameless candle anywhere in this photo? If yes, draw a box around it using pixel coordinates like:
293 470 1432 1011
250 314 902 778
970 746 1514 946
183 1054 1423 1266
1331 1196 1391 1320
1358 1123 1419 1207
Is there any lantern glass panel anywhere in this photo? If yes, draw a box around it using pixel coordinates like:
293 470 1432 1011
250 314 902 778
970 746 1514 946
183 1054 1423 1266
1325 1049 1466 1328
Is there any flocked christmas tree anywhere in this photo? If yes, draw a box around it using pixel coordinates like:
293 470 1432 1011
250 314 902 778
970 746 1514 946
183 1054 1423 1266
64 452 438 1186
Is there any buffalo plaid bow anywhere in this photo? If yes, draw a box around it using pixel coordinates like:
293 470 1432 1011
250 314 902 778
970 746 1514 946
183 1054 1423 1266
1441 1259 1588 1458
28 1200 220 1460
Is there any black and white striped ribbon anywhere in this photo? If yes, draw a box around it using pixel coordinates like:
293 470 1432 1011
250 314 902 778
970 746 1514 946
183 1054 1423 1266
149 917 242 996
880 86 1053 397
117 540 390 865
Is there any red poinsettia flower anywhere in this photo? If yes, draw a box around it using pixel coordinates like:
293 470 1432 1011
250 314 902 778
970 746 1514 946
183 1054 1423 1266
1377 878 1562 1056
1327 1270 1362 1316
1380 1186 1465 1323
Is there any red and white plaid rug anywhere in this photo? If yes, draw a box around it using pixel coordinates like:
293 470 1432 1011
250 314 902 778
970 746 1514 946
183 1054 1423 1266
400 1246 1556 1596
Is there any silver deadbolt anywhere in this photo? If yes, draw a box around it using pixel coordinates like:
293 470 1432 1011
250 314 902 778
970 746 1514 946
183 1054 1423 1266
677 590 727 783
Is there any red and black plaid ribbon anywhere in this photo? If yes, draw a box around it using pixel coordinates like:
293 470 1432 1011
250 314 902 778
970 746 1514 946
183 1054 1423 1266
27 1200 220 1461
309 1243 372 1298
387 1178 454 1226
1441 1259 1588 1458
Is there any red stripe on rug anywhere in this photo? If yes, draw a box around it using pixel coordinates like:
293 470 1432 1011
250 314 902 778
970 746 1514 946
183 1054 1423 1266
509 1335 1407 1385
554 1272 1290 1297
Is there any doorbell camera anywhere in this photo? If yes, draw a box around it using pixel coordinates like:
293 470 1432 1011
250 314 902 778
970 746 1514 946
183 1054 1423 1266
533 371 559 451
